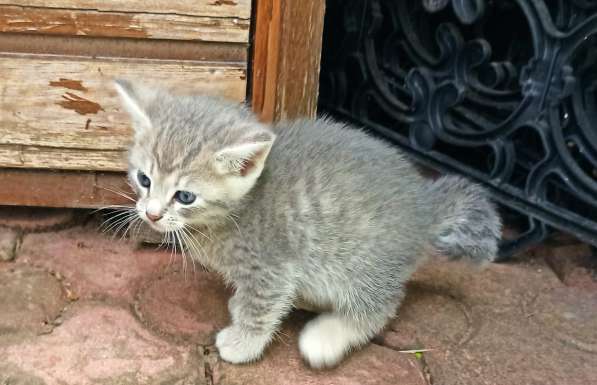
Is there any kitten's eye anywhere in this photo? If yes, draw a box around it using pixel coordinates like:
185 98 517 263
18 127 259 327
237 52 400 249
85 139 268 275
174 190 196 205
137 171 151 188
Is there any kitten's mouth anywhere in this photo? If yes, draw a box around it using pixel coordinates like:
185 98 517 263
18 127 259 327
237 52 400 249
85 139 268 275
143 218 182 234
142 218 168 233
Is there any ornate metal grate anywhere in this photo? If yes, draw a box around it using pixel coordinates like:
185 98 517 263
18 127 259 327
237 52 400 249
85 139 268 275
318 0 597 258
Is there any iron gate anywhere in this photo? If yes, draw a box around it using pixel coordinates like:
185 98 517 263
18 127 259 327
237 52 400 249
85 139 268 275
318 0 597 259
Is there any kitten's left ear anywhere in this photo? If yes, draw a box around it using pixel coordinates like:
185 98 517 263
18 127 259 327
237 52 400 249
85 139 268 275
214 130 276 177
114 79 159 135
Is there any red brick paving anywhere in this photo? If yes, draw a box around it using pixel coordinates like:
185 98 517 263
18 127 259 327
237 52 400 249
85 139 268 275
135 269 232 345
18 223 171 302
382 261 597 385
0 264 66 337
0 208 596 385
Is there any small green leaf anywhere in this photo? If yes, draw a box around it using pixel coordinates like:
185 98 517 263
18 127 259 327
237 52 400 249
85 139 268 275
415 352 423 359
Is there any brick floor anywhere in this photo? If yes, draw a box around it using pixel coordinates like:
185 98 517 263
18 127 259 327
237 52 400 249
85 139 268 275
0 208 596 385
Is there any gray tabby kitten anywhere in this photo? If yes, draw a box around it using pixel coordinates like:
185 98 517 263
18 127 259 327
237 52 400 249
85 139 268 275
115 80 501 368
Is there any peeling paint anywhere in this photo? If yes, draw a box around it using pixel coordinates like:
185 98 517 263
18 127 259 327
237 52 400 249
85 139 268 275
211 0 238 5
0 7 148 39
50 78 88 92
57 93 104 115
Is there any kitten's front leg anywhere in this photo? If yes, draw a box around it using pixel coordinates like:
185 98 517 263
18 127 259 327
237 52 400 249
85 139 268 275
216 279 294 364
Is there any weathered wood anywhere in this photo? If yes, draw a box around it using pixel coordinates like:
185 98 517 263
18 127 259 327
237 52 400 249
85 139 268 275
0 54 247 171
0 5 250 43
0 169 132 208
0 33 248 62
1 0 251 19
250 0 326 122
0 145 126 171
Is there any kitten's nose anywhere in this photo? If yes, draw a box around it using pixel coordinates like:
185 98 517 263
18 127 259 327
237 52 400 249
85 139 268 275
145 199 163 222
146 212 163 222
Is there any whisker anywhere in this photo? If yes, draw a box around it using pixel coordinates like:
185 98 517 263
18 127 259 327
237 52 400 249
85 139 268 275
184 224 212 242
165 231 175 268
91 204 135 215
176 228 193 279
109 210 140 240
132 218 145 241
122 215 143 242
179 226 199 274
226 214 244 239
112 216 136 240
172 230 181 273
98 207 134 223
182 224 208 264
96 185 136 203
101 210 136 234
99 209 135 229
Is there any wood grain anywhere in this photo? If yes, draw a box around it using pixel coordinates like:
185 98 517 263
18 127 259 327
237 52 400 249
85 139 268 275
0 32 248 62
0 5 250 43
1 0 251 19
0 144 126 171
0 54 247 171
0 168 132 208
250 0 326 122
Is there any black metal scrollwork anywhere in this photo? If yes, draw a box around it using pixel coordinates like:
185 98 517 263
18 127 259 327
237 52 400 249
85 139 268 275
319 0 597 258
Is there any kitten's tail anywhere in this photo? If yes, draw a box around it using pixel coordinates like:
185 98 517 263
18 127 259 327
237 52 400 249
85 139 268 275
424 175 502 264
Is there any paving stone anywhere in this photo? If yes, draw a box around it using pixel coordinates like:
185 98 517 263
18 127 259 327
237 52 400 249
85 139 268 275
213 312 427 385
0 364 47 385
136 270 232 345
541 242 597 289
1 303 206 385
0 264 66 336
0 228 19 261
19 224 172 302
0 207 77 232
379 260 597 385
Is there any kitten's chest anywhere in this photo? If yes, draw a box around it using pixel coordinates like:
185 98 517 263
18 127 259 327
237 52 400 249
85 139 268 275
186 230 247 277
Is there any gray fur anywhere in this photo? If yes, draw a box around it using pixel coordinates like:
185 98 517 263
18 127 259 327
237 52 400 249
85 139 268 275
115 80 502 368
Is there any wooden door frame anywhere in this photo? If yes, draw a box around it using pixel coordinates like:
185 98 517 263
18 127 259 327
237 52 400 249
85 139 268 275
0 0 326 208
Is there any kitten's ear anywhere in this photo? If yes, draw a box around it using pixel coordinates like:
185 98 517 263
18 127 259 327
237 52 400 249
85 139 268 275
114 79 158 134
214 130 276 177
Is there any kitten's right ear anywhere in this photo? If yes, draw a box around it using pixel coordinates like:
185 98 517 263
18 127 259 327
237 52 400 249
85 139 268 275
114 79 158 134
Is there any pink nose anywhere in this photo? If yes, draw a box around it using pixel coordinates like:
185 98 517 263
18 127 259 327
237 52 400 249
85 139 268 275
146 212 162 222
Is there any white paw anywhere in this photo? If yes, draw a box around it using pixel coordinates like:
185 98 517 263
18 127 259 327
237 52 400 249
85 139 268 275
299 314 365 368
215 325 270 364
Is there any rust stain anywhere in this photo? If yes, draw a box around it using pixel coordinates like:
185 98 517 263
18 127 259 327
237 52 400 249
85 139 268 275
50 78 88 92
57 92 104 115
211 0 237 5
0 6 148 38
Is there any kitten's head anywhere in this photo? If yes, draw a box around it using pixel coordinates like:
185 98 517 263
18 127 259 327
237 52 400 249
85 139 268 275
114 79 275 233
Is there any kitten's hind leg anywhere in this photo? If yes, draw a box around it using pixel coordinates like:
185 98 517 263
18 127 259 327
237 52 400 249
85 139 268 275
298 310 393 368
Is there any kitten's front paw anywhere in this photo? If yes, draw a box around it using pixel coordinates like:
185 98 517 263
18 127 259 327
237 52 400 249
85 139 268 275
215 325 271 364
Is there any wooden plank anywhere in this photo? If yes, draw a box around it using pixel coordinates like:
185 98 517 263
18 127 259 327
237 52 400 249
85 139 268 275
0 54 247 171
0 33 248 62
1 0 251 19
250 0 326 122
0 144 126 171
0 169 132 208
0 5 250 43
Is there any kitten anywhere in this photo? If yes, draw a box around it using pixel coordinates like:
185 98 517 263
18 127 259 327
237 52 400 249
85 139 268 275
115 79 502 368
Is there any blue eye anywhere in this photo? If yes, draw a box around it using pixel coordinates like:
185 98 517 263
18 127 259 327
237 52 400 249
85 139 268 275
137 171 151 188
174 190 196 205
